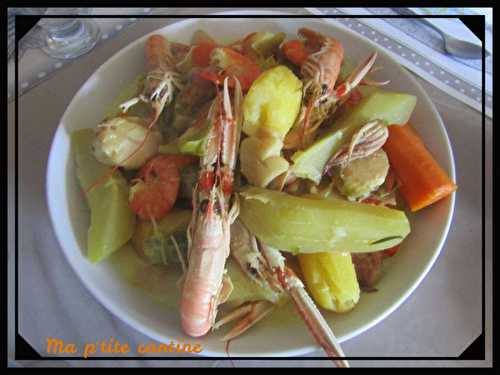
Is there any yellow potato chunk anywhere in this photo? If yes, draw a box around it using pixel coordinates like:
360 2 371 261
298 252 360 312
243 65 303 139
240 136 289 187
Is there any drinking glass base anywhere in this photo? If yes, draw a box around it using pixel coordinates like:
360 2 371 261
41 19 100 59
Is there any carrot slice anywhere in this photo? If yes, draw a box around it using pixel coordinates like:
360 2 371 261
191 43 217 68
383 123 457 212
281 40 308 66
383 245 400 257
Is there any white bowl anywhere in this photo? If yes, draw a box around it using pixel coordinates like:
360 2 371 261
46 14 456 357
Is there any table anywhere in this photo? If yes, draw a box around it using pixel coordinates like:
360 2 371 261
8 16 492 368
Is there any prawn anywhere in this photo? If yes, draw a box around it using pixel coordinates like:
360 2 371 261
282 28 384 149
214 220 349 367
129 155 197 220
180 77 243 337
120 34 185 128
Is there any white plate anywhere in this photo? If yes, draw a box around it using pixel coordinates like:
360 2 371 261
46 12 456 357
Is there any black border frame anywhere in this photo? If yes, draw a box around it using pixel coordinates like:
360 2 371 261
11 11 488 363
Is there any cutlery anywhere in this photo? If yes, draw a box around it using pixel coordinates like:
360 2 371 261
419 18 488 59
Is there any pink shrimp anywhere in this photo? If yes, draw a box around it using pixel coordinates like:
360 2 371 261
128 155 197 220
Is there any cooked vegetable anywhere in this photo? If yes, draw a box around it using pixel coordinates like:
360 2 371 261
239 65 302 187
104 74 148 119
192 43 217 68
243 32 286 58
238 186 411 253
332 149 390 201
92 116 162 170
72 129 136 263
241 31 286 70
179 28 220 71
291 90 417 184
242 135 284 160
242 65 303 139
239 136 289 187
197 47 262 90
306 182 346 201
383 245 400 257
298 252 360 312
191 29 217 45
225 257 283 306
383 123 457 212
159 120 210 156
281 39 308 66
132 209 191 264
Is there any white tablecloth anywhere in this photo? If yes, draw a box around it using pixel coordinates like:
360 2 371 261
8 13 492 368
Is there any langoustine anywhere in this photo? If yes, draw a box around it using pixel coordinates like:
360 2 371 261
180 77 243 337
214 220 349 367
281 28 384 150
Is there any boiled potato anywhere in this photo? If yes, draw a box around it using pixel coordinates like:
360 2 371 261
238 186 410 253
240 65 301 187
243 65 302 139
239 136 289 187
298 251 360 312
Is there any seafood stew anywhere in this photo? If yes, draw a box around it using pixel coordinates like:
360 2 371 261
71 27 457 356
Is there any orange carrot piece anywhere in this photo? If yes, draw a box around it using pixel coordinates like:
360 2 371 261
383 245 400 257
191 43 217 68
383 123 457 212
281 40 308 66
383 168 395 192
